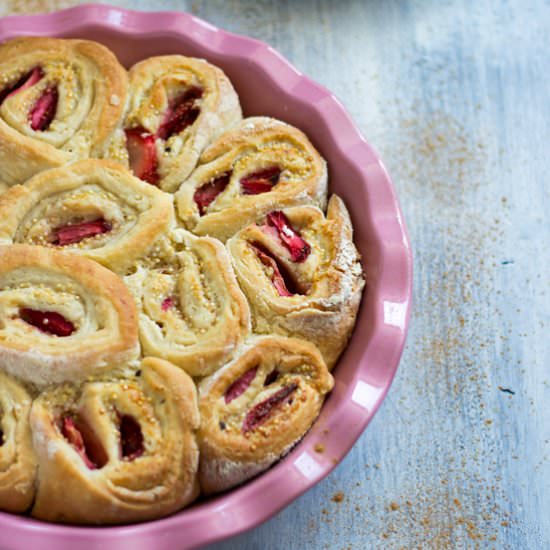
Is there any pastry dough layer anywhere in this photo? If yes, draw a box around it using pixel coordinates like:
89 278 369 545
0 159 174 273
0 245 138 385
198 336 333 494
124 229 250 377
30 357 200 524
0 371 36 512
227 195 365 368
176 117 328 241
0 37 128 188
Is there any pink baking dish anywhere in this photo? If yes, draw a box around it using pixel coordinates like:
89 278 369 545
0 4 412 549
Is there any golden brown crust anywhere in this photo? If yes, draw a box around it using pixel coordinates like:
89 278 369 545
0 37 128 188
0 41 367 523
0 159 175 273
175 117 328 241
0 371 36 512
124 229 250 377
0 245 138 385
105 55 242 192
198 335 333 494
227 195 365 369
30 357 200 524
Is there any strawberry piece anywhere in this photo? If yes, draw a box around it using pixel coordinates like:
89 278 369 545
266 211 311 262
161 297 174 311
242 383 298 433
263 369 279 386
0 67 44 105
62 417 96 469
29 86 58 131
250 242 297 297
53 218 112 246
61 416 108 469
157 86 203 141
125 127 160 185
240 167 281 195
20 308 75 337
193 172 231 215
225 366 258 404
119 414 144 461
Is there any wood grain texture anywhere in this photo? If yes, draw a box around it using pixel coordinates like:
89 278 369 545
1 1 549 548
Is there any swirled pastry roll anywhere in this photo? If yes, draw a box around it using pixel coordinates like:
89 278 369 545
124 229 250 377
175 117 328 241
0 160 174 273
30 357 200 524
227 195 365 369
0 245 138 385
0 37 128 190
105 55 241 192
0 371 36 513
198 336 333 494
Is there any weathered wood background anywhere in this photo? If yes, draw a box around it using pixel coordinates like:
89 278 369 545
2 1 548 548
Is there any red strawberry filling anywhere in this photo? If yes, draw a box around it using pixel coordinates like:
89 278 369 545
224 366 258 404
161 297 174 311
240 167 281 195
266 211 311 262
20 308 75 337
53 218 112 246
118 414 144 461
250 242 298 297
263 369 279 386
61 416 108 469
29 86 58 131
123 87 203 186
242 383 298 433
0 67 44 105
194 172 231 215
157 86 203 141
125 127 160 186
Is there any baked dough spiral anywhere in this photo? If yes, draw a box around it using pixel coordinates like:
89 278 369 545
0 245 138 385
124 229 250 377
198 335 333 494
175 117 328 241
30 357 200 524
227 195 365 369
0 37 128 191
0 371 36 512
0 160 174 273
105 55 241 192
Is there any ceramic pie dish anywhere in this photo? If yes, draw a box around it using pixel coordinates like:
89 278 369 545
0 4 412 549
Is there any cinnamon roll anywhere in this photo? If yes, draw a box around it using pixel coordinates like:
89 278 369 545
105 55 241 192
198 336 333 494
175 117 328 241
0 160 174 273
0 371 36 513
124 229 250 377
227 195 365 369
0 37 127 189
0 245 138 386
30 357 200 524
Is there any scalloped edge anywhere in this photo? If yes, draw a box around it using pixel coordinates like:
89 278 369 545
0 4 413 549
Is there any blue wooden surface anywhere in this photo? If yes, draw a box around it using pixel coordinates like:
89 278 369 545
3 1 549 548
